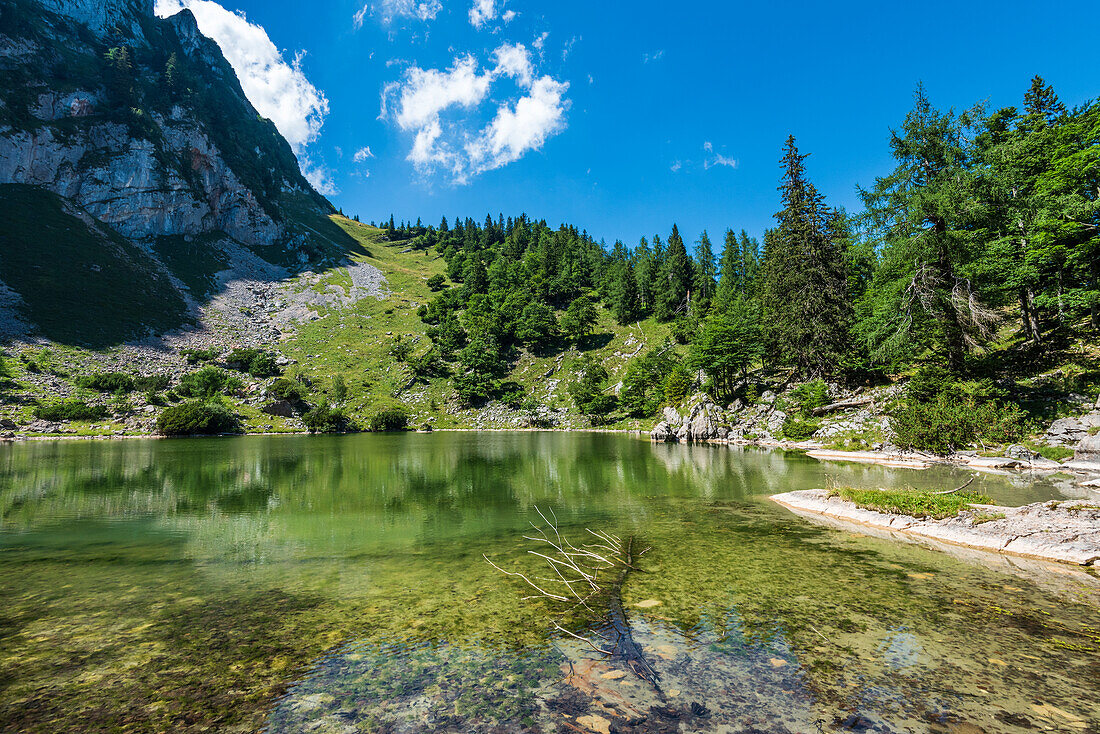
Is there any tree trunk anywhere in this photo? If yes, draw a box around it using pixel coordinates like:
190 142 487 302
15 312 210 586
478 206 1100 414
1020 286 1042 344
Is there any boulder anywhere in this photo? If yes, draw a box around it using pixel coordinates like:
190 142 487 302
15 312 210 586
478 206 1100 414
0 418 17 430
650 421 675 442
1076 433 1100 463
262 400 298 418
1005 444 1038 461
662 406 683 427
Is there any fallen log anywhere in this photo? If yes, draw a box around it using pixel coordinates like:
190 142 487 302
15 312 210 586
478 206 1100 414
811 396 873 416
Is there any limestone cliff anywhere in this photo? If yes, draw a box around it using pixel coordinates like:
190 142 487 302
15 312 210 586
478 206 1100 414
0 0 350 261
0 0 358 345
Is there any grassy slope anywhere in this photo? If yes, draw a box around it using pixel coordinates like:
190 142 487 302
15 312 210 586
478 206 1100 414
277 217 675 430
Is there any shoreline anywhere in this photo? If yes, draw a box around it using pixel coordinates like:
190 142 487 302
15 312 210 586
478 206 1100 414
771 489 1100 568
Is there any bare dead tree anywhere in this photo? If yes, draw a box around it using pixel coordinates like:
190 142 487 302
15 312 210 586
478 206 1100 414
485 507 662 690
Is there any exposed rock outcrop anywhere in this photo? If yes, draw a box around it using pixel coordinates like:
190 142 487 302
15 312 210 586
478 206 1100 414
773 489 1100 567
651 393 729 442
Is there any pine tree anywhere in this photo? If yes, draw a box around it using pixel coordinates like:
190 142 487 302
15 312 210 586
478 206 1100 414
655 225 692 321
760 136 852 378
611 259 640 325
692 230 717 313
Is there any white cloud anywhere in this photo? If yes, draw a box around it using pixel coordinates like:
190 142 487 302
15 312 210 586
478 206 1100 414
502 9 516 22
353 3 370 29
392 55 494 130
532 32 548 52
670 160 682 173
643 49 665 64
353 147 375 163
703 141 738 170
492 43 533 88
382 44 569 183
154 0 329 153
466 76 569 176
562 35 579 60
378 0 443 23
468 0 495 28
299 157 339 195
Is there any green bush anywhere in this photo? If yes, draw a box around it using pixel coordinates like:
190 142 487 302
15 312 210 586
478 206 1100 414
781 415 820 440
269 377 305 402
790 379 829 416
133 375 170 392
181 348 219 365
426 274 446 291
304 405 349 433
178 366 242 399
76 372 134 392
226 348 281 377
34 399 107 421
369 408 408 432
157 401 240 436
498 382 525 409
890 381 1027 455
663 366 693 405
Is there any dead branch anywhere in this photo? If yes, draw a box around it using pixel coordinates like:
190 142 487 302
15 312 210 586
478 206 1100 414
933 476 976 495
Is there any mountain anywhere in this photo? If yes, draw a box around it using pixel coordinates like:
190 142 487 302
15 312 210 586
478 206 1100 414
0 0 359 346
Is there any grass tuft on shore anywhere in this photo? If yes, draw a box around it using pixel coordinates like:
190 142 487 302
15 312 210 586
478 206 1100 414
829 486 994 520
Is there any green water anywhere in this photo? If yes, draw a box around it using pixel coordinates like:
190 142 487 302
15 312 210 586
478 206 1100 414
0 433 1096 733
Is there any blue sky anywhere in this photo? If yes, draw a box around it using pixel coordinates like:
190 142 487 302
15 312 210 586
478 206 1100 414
156 0 1100 247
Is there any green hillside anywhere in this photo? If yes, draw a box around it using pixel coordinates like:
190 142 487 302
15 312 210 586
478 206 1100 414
277 217 675 430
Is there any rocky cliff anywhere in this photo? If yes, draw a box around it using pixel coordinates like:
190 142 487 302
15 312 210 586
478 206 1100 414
0 0 358 345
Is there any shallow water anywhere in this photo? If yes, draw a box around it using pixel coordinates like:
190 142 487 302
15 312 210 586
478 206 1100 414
0 433 1096 733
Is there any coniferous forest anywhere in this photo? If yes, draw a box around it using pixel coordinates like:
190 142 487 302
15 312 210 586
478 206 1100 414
366 79 1098 438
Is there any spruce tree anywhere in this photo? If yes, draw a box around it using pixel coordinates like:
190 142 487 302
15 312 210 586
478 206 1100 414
692 230 717 313
655 225 693 321
760 136 852 378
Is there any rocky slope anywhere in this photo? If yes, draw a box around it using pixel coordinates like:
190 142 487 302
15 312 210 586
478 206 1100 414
0 0 359 346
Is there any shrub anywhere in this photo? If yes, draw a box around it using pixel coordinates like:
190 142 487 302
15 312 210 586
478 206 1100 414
790 379 829 416
498 381 525 409
781 416 820 441
181 348 219 365
304 404 349 433
178 366 242 399
269 377 305 402
332 375 347 403
388 336 414 363
34 399 107 421
76 372 135 393
620 347 676 417
426 274 446 291
133 375 170 392
890 382 1027 455
157 401 240 435
670 316 697 345
226 348 281 377
369 407 409 432
663 366 693 405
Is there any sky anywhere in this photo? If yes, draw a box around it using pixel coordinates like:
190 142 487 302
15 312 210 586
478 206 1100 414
153 0 1100 247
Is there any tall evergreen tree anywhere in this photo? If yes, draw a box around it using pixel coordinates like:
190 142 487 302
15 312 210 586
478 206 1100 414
692 230 717 312
760 136 852 378
655 225 693 321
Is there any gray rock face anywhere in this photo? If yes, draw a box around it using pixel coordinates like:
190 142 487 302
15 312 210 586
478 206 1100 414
38 0 152 42
650 421 674 442
1076 433 1100 463
1005 444 1038 460
262 400 299 418
662 406 683 427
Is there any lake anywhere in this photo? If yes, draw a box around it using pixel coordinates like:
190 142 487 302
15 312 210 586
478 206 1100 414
0 433 1097 733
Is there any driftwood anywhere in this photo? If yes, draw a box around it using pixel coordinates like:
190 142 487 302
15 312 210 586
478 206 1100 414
485 509 661 693
811 396 873 416
933 476 976 495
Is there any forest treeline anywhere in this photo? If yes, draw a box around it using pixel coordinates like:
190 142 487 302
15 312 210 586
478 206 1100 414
365 78 1098 423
